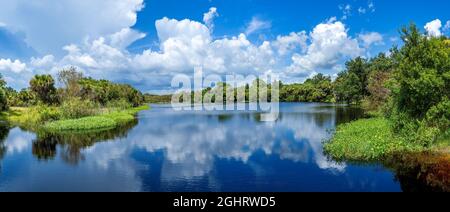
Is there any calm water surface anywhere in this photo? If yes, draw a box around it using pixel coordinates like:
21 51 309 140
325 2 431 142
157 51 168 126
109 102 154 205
0 103 405 192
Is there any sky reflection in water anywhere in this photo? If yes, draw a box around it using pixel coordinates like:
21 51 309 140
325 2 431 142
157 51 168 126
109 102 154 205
0 103 401 192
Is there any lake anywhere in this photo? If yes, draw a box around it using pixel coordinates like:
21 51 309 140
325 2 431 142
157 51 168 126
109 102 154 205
0 103 418 191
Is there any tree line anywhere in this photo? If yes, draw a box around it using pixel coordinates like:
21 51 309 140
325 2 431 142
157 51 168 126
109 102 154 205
0 67 145 112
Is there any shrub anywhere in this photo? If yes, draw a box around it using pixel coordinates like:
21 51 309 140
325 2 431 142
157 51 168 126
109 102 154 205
106 98 132 110
45 116 116 131
426 98 450 131
0 88 7 111
30 75 59 105
60 97 99 119
36 105 61 122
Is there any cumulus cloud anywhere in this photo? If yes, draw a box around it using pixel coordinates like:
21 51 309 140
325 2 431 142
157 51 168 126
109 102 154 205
0 0 144 54
0 5 369 92
203 7 219 31
30 55 55 68
109 28 146 50
358 32 383 47
288 20 363 76
273 32 308 56
424 19 442 37
0 58 27 73
245 17 272 35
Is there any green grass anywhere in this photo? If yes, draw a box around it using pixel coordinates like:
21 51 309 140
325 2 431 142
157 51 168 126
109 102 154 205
324 118 426 162
44 116 117 131
44 105 149 132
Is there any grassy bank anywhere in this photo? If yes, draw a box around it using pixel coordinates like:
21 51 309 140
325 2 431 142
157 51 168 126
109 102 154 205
324 118 432 162
3 105 149 132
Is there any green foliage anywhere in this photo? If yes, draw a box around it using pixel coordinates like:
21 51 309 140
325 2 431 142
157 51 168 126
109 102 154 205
324 118 424 162
79 77 144 107
334 72 362 104
0 87 7 111
0 74 7 111
60 97 99 119
393 24 449 119
426 98 450 131
45 116 117 132
30 74 58 105
362 53 396 111
57 67 83 101
280 74 333 102
334 57 370 104
6 105 61 130
106 98 132 110
385 24 450 145
44 105 148 132
144 94 172 103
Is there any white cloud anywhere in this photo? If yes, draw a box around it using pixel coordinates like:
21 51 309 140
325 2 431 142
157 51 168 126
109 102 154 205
109 28 146 50
156 17 211 43
203 7 219 31
339 4 352 20
245 17 271 35
445 21 450 30
273 32 308 55
1 13 368 92
358 32 383 47
0 0 144 54
30 55 55 68
424 19 442 37
288 20 363 76
0 58 27 73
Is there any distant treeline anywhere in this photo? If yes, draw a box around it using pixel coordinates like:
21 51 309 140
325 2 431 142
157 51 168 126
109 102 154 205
144 94 172 103
0 67 145 110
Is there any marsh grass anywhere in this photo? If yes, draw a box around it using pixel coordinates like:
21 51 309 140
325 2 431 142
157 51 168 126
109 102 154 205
324 118 426 162
2 105 149 132
44 105 149 132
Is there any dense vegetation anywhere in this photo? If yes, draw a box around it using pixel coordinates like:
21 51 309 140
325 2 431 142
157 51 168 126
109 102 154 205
325 24 450 161
280 74 334 103
0 67 147 132
144 94 172 103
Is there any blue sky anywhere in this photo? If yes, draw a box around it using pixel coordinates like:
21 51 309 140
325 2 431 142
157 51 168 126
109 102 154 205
0 0 449 93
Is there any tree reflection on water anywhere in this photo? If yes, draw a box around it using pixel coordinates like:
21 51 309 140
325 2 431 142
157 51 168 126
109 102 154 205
32 119 138 165
385 152 450 192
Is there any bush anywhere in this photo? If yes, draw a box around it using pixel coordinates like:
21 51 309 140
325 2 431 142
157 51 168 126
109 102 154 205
106 98 132 110
36 105 61 122
426 98 450 131
45 116 116 131
324 118 423 162
0 88 7 111
60 97 99 119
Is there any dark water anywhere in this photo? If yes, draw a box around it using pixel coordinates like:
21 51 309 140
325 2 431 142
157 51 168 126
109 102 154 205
0 103 413 191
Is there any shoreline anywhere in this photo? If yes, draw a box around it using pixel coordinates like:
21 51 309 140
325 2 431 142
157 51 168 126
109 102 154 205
324 117 450 162
1 105 150 133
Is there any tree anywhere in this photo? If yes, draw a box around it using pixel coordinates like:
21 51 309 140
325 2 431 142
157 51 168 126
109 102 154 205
333 57 370 104
0 74 7 111
334 72 362 104
363 53 396 110
57 67 83 100
30 75 58 105
393 24 450 119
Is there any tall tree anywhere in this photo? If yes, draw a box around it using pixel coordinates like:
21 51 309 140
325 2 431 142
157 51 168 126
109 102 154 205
30 75 58 105
394 24 450 119
0 74 7 111
57 67 83 100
